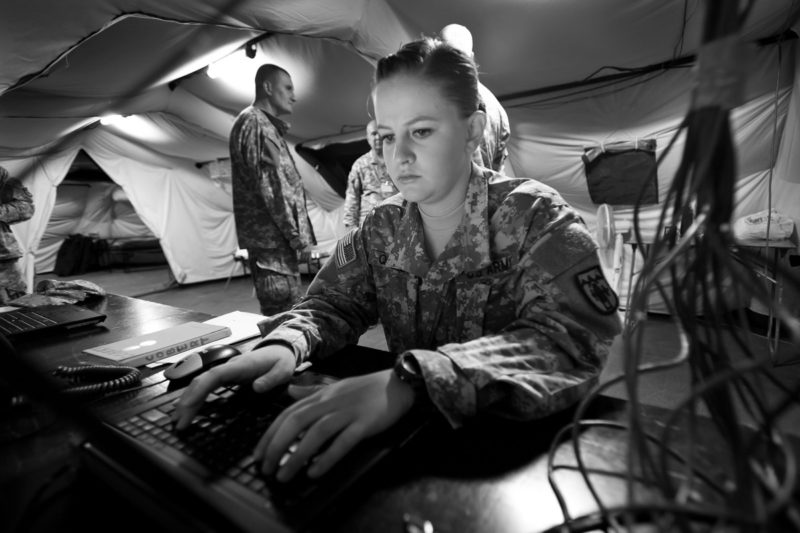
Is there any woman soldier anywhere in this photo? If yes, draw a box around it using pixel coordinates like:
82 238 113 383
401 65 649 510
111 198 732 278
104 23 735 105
174 37 622 482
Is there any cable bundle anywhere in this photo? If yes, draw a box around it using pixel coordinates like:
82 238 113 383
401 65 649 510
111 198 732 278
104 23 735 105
546 1 800 531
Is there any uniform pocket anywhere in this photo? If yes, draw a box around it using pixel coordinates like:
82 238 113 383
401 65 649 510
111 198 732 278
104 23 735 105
456 280 491 341
372 266 419 350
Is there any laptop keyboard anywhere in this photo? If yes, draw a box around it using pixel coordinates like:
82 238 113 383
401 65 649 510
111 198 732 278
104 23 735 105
0 310 57 335
115 385 310 501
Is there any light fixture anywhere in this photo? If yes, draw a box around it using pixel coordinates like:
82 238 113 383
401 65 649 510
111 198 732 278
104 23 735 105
99 114 126 126
206 49 251 80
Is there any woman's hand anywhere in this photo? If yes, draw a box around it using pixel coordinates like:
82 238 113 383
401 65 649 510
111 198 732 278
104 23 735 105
171 343 296 430
254 368 416 482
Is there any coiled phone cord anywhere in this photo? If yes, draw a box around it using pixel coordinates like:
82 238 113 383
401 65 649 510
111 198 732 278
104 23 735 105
52 364 142 396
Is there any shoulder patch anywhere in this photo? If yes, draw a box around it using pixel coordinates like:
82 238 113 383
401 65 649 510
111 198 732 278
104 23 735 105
575 266 619 315
335 230 357 268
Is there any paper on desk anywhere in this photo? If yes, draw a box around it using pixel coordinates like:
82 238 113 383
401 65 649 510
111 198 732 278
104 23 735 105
147 310 265 367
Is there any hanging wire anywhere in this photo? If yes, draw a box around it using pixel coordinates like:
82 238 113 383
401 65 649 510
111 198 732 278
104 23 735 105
545 1 800 531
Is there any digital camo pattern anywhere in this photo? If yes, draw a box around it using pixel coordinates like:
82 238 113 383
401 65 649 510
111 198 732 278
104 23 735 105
230 106 315 276
342 151 398 230
256 165 622 428
0 169 34 302
0 169 34 261
248 254 304 316
0 260 26 304
473 83 511 173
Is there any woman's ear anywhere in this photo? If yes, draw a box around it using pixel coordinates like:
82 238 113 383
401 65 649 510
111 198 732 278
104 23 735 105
466 110 487 153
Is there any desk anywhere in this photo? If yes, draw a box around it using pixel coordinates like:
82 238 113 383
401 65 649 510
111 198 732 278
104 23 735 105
731 239 796 361
624 235 796 361
1 295 214 532
2 296 794 533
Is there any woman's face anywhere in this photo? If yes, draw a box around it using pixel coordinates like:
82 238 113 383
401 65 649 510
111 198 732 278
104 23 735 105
374 73 480 210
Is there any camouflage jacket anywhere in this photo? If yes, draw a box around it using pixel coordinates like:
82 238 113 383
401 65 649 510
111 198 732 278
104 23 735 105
342 151 397 230
230 107 315 274
257 166 622 427
0 172 34 261
473 83 511 173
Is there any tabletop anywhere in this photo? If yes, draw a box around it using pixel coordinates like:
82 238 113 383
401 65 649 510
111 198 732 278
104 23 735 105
3 294 789 533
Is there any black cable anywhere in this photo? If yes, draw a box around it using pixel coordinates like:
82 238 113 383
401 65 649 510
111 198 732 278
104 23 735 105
545 1 800 530
52 364 142 397
87 375 170 405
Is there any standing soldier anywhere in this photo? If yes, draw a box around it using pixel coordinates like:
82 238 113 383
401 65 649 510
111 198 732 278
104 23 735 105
0 166 34 304
230 64 316 316
342 120 398 230
441 23 511 173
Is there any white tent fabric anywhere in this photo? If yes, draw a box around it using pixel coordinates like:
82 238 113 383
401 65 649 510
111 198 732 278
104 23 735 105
1 1 799 302
38 180 156 273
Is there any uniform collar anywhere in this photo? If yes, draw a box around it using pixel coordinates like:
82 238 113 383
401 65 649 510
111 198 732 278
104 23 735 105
456 164 492 272
254 106 291 136
385 164 493 278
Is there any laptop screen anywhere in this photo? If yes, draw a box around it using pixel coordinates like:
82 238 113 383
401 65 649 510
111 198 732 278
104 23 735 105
0 304 106 338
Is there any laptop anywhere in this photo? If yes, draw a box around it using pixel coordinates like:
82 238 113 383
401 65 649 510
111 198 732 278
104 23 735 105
0 304 106 338
5 332 430 533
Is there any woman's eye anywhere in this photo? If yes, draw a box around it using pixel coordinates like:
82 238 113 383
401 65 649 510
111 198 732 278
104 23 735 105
412 128 432 139
380 134 395 144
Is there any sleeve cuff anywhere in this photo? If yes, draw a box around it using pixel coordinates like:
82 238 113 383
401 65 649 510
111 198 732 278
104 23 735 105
254 327 309 366
402 349 476 428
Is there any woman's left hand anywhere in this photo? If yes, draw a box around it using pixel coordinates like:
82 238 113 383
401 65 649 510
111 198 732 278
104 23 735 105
254 368 416 481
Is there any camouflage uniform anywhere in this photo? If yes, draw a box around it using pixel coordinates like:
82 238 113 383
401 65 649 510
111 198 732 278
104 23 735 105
256 165 622 428
230 106 316 316
342 151 398 230
0 167 34 304
473 83 511 173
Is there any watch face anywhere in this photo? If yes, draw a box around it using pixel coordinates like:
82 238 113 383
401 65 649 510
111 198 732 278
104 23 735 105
401 355 422 376
401 357 417 376
396 356 423 388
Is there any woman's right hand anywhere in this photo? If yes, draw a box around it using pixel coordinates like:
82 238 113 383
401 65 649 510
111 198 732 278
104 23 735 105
171 343 296 430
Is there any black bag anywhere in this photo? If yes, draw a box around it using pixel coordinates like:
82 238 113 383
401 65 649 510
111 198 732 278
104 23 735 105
582 139 658 206
54 234 104 276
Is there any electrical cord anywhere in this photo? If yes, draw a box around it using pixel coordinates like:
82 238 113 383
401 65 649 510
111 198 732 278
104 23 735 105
52 364 142 397
87 374 170 404
545 2 800 531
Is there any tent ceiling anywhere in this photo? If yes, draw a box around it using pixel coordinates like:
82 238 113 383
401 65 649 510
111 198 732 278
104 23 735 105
2 0 800 288
3 1 798 150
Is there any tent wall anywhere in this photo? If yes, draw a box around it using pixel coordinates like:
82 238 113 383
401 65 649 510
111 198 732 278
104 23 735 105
8 120 345 289
1 1 799 299
506 39 797 230
37 179 156 274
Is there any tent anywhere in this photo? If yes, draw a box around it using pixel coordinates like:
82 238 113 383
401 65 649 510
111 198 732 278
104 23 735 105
2 1 800 306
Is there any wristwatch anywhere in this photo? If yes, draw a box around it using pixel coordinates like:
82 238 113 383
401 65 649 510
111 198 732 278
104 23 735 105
393 354 427 397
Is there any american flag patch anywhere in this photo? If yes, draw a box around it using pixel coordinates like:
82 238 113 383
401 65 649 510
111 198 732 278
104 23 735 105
335 230 357 268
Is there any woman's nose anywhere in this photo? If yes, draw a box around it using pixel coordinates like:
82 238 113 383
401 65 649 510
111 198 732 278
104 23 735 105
393 135 414 165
